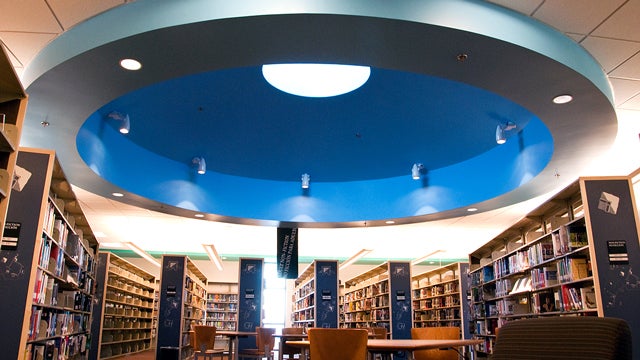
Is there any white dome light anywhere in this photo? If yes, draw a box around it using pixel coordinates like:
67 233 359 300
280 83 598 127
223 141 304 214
262 63 371 97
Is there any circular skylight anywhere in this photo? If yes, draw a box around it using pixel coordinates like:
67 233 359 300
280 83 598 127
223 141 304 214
262 63 371 97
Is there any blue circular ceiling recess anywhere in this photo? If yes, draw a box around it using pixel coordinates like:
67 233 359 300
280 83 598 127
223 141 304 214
21 0 617 227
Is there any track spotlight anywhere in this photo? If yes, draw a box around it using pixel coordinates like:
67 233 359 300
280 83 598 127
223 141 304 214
193 157 206 174
107 111 130 134
412 163 424 180
301 173 310 189
496 122 516 144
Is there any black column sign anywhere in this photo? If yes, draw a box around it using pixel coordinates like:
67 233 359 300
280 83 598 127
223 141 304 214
277 227 298 279
1 222 21 250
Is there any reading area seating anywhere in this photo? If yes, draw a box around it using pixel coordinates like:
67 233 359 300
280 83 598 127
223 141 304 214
491 316 632 360
308 328 368 360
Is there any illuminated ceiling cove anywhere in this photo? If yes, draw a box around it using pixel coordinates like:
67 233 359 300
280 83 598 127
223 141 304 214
20 0 617 227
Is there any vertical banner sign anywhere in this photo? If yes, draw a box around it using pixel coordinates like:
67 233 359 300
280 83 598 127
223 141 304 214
582 178 640 354
277 228 298 279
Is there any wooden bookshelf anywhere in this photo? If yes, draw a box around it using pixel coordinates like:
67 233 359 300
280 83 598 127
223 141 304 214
468 176 640 356
291 260 339 330
206 283 238 331
0 149 99 359
156 255 207 360
411 262 471 337
0 43 26 243
342 261 412 339
90 252 157 359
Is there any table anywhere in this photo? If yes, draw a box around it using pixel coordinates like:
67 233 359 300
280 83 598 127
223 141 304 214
272 333 308 360
287 338 483 360
217 330 257 360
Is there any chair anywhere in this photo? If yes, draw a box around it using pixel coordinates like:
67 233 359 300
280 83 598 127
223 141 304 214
279 327 304 360
411 326 460 360
193 325 227 359
491 317 632 360
239 327 276 360
308 328 368 360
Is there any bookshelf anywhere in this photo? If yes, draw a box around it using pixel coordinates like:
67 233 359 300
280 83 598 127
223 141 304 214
468 176 640 356
90 252 157 359
342 261 412 339
411 262 471 337
156 255 207 360
0 43 26 241
0 149 99 360
206 283 238 331
291 260 339 330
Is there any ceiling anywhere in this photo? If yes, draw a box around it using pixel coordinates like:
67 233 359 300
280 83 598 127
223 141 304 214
1 0 639 267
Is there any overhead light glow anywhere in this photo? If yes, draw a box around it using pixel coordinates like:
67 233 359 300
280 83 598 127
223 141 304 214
112 192 124 197
262 63 371 97
553 94 573 104
120 58 142 71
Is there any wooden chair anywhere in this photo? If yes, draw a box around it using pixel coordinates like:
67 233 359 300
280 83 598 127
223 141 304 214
193 325 227 359
280 327 304 360
308 328 368 360
238 327 276 360
411 327 460 360
491 317 632 360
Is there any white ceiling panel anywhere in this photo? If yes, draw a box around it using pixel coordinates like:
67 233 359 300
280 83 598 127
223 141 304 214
0 0 62 33
592 0 640 41
610 52 640 79
609 77 640 105
581 36 640 73
531 0 626 35
48 0 126 30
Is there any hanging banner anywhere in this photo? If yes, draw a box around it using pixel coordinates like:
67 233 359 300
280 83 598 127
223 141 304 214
277 227 298 279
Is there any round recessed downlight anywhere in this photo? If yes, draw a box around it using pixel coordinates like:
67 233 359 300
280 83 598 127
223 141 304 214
553 94 573 104
262 63 371 97
119 58 142 71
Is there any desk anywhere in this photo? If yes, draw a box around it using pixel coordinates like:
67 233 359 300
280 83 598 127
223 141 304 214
217 330 256 360
272 333 308 360
287 338 482 360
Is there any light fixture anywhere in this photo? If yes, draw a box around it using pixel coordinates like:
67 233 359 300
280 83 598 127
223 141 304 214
496 122 516 144
119 58 142 71
411 249 444 265
467 207 478 212
412 163 424 180
123 242 160 267
262 63 371 97
339 249 373 270
193 157 206 174
107 111 130 134
203 244 224 271
194 213 205 218
301 173 310 189
112 192 124 197
553 94 573 104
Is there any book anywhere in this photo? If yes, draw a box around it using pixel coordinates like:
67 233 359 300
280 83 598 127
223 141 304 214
580 286 597 309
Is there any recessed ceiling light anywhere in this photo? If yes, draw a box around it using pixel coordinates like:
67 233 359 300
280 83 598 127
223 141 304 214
467 207 478 212
385 220 395 224
262 63 370 97
119 58 142 71
112 192 124 197
552 94 573 104
195 213 205 218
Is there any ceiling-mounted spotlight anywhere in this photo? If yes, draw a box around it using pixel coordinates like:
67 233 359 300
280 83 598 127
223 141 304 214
496 122 516 144
107 111 130 134
412 163 424 180
193 157 206 174
301 173 310 189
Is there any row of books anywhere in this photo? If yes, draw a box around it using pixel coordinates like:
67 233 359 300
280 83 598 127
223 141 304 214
207 293 239 303
28 308 89 340
414 308 460 321
530 285 596 313
344 280 390 301
551 224 588 256
37 237 64 277
26 334 88 360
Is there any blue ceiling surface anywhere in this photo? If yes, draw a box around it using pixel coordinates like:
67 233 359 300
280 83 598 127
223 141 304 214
20 0 618 226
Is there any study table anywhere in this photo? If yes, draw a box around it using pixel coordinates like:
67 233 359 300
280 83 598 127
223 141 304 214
216 330 257 360
286 338 482 360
